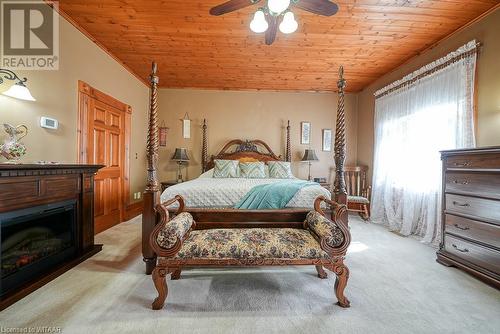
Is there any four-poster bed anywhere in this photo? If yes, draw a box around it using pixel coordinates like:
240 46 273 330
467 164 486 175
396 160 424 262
142 63 349 275
160 137 330 209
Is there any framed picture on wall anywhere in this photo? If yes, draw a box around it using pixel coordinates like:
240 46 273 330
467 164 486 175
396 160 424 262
322 129 332 151
159 121 168 147
182 113 191 139
301 122 311 145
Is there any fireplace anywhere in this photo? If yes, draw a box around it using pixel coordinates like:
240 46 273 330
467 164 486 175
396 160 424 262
0 164 102 310
1 200 77 297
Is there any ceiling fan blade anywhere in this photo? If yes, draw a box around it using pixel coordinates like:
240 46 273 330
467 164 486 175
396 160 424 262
293 0 339 16
210 0 261 16
265 15 279 45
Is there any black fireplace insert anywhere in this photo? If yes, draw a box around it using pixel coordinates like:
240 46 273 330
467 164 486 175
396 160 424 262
1 199 77 297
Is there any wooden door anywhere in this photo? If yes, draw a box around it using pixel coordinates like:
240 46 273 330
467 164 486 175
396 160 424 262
90 99 124 232
78 81 131 234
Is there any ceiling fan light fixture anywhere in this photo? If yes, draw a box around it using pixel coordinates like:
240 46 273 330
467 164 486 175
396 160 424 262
267 0 290 15
279 11 298 34
250 9 269 33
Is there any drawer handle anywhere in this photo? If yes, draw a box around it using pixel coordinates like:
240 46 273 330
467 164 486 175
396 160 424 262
452 244 469 253
452 180 469 185
452 201 470 207
453 162 470 167
453 224 470 231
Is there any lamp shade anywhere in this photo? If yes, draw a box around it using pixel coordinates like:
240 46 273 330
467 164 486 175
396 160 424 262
250 9 268 33
172 148 189 161
2 82 36 101
268 0 290 14
279 11 298 34
301 149 319 162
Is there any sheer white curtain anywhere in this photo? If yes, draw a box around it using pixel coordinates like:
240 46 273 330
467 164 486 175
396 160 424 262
371 41 477 245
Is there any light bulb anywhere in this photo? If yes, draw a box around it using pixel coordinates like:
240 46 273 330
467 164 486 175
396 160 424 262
279 11 298 34
250 10 268 33
268 0 290 14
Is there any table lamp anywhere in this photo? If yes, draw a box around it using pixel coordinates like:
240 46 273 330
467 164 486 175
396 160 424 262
301 149 319 181
172 148 189 183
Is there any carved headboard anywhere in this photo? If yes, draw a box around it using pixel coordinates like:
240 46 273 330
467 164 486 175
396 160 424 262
202 120 292 172
205 139 283 171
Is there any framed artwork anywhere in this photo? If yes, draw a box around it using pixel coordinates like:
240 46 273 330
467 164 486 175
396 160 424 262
159 121 168 147
322 129 332 151
182 113 191 139
300 122 311 145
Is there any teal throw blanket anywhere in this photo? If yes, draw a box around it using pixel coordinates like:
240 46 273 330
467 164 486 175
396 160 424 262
235 180 317 209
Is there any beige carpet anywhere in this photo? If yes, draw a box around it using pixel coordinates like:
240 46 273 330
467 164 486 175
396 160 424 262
1 215 499 334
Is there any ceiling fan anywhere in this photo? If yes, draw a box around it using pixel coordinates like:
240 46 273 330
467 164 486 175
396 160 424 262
209 0 339 45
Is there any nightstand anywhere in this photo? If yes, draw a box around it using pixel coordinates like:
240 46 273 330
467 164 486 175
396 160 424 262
161 181 178 192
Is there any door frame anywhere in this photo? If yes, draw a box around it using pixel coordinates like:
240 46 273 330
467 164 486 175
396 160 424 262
77 80 132 224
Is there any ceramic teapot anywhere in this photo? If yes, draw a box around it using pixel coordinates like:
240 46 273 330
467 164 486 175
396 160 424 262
0 124 28 162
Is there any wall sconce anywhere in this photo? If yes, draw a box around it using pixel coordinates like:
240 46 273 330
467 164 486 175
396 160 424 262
0 68 36 101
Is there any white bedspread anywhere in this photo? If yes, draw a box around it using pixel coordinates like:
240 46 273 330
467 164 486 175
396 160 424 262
160 178 330 208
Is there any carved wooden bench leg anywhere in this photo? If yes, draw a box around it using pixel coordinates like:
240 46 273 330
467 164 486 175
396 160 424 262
171 267 182 280
152 266 169 310
144 257 157 275
327 263 350 308
315 265 328 279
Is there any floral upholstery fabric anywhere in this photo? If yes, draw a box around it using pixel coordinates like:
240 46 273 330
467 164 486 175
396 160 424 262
213 159 239 178
305 211 345 248
157 212 194 249
348 195 369 204
175 228 329 259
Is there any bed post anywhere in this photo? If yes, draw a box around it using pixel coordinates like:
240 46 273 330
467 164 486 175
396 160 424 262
333 66 348 207
202 119 208 172
285 120 291 162
143 62 161 275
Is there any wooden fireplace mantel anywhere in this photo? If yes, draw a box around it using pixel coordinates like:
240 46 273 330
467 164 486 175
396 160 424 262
0 163 103 310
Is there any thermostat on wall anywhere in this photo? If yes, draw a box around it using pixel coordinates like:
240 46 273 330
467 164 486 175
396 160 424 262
40 117 58 130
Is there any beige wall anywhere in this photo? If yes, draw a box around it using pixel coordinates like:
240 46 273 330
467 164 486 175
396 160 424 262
157 89 358 183
357 9 500 179
0 16 149 203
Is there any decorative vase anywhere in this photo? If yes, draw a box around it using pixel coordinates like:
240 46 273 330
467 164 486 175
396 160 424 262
0 124 28 163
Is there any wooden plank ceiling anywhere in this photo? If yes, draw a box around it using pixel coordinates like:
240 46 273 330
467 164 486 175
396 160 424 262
59 0 498 92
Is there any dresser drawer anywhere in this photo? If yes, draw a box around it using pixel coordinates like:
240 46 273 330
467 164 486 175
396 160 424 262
445 214 500 249
445 235 500 274
445 194 500 223
445 153 500 170
445 172 500 200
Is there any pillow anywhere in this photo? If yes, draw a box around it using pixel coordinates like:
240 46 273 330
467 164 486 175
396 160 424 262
268 161 294 179
239 162 266 178
213 160 239 178
199 168 214 178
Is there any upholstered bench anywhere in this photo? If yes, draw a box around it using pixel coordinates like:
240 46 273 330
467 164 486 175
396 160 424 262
149 195 351 310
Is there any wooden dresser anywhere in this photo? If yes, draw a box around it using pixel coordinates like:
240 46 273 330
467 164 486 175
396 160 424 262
437 147 500 288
